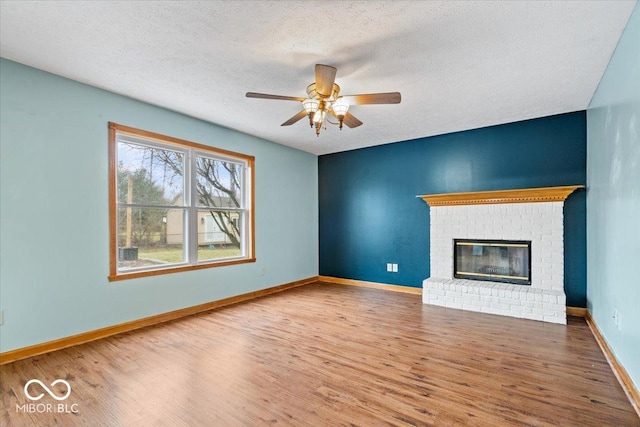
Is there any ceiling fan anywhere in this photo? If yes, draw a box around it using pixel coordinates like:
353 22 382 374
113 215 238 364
246 64 401 136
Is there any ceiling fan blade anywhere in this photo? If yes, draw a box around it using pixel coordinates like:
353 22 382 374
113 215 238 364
315 64 337 97
246 92 306 102
281 110 308 126
342 112 363 128
341 92 401 105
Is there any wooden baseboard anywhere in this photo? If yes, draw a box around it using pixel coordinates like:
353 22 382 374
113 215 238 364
319 276 422 295
585 311 640 417
5 276 637 418
0 276 318 365
566 306 588 317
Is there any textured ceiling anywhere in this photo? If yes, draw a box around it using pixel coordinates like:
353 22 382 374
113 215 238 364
0 1 636 155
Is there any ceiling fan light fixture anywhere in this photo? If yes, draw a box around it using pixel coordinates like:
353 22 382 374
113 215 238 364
332 98 349 130
302 98 319 114
332 99 349 117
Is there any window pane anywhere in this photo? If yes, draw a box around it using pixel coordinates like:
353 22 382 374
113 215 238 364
117 207 185 271
117 142 184 205
110 124 254 279
197 210 243 261
196 156 243 208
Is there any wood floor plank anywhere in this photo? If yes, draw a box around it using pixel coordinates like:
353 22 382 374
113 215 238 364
1 282 638 426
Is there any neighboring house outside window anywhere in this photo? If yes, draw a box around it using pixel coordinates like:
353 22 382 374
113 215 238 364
108 122 255 281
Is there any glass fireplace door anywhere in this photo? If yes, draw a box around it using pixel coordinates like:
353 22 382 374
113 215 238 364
454 239 531 285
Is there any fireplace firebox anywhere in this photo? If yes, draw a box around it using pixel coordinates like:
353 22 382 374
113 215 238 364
454 239 531 285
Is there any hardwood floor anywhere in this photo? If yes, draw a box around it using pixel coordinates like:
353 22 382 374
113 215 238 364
1 282 638 426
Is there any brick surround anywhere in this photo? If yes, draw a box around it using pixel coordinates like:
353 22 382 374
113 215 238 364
423 202 567 324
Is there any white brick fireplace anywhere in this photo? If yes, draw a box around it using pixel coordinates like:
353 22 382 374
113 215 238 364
419 186 582 325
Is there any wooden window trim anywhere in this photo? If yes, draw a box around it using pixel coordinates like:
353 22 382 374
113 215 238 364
108 122 255 281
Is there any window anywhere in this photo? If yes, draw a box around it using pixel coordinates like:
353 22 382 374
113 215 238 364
109 123 254 281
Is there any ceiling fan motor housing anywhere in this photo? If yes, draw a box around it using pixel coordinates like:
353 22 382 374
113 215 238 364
306 83 340 101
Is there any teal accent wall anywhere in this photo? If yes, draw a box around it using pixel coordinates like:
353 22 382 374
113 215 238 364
319 112 587 306
0 58 318 353
586 4 640 391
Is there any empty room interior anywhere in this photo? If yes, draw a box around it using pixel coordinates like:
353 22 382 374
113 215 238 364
1 1 639 426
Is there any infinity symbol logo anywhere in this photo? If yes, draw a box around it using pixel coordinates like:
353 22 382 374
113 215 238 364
24 379 72 401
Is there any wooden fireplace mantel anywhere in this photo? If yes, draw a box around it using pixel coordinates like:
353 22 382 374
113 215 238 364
417 185 584 207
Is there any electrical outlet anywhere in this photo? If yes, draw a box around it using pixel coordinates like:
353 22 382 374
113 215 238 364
613 309 618 326
260 267 265 276
392 263 398 273
387 263 393 272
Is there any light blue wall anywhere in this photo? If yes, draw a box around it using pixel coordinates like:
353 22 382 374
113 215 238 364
0 58 318 353
587 5 640 390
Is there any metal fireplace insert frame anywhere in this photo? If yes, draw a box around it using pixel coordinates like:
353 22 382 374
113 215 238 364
453 239 532 286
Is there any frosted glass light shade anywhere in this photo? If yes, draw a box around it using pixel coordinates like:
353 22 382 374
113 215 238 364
332 99 349 117
313 110 326 123
302 99 319 114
